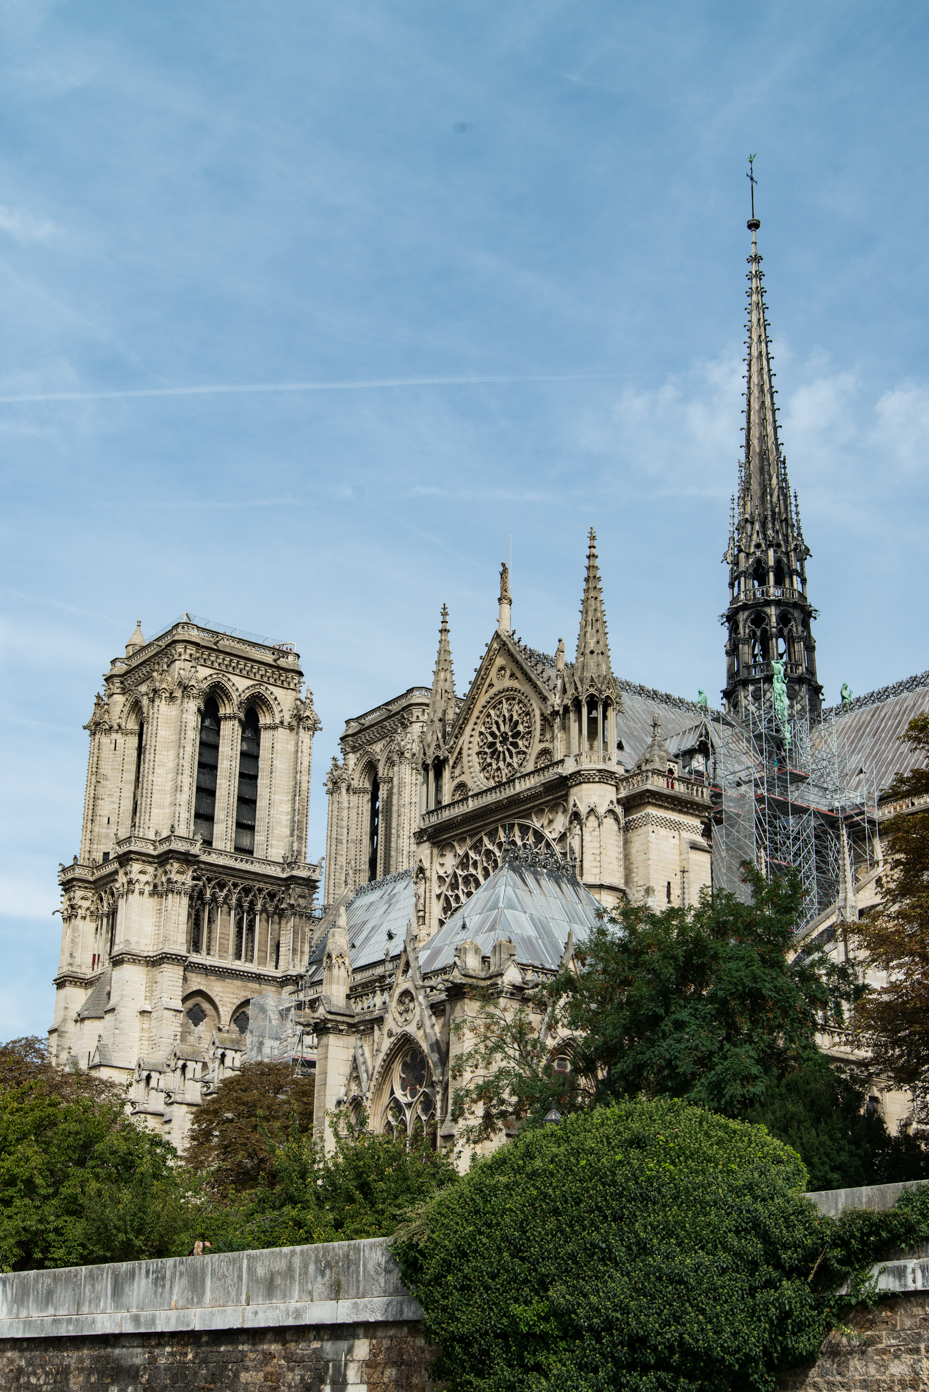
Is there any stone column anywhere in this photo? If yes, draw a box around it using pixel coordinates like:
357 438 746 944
215 714 240 852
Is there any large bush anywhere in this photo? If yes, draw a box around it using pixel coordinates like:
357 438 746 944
394 1099 867 1392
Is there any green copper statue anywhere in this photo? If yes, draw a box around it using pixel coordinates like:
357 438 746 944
840 683 853 706
697 689 708 708
770 658 792 751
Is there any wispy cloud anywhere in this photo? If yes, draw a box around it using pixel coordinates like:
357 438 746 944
0 372 619 405
0 203 56 243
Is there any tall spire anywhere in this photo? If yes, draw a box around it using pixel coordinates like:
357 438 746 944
722 177 821 722
572 529 615 698
423 604 457 758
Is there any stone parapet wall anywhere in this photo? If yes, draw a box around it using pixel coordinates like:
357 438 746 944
0 1238 420 1341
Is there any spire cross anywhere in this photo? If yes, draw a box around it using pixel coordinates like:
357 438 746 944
747 154 758 220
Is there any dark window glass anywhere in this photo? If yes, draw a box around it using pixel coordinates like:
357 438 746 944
367 775 380 882
233 1009 249 1035
186 1002 207 1028
194 699 221 845
234 707 260 854
131 720 145 828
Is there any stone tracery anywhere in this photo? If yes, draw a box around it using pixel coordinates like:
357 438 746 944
474 693 534 784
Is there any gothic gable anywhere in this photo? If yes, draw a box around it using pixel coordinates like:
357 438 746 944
444 632 555 796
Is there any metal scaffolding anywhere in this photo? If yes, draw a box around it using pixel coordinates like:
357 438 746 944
711 688 879 930
245 993 315 1071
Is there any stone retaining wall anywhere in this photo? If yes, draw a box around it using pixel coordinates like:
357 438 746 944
0 1324 436 1391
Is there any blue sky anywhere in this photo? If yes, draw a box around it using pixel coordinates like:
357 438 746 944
3 1 928 1036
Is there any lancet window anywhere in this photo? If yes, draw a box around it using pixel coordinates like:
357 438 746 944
235 707 261 855
194 699 221 844
131 720 145 829
367 774 380 882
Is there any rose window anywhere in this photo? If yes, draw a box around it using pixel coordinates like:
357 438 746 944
400 1048 427 1099
382 1045 436 1142
476 695 533 784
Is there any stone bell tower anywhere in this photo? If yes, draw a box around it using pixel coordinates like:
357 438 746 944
722 209 822 721
49 615 322 1144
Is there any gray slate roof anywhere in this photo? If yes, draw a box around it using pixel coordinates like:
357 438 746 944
306 870 416 983
418 859 604 975
826 677 929 793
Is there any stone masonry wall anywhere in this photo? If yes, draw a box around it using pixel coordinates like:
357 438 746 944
0 1322 436 1392
778 1292 929 1390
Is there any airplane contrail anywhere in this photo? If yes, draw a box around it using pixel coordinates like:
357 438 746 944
0 372 619 404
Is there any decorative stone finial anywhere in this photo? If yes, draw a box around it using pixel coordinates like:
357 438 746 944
498 562 512 633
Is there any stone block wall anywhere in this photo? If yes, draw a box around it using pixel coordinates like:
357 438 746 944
778 1293 929 1390
0 1323 436 1391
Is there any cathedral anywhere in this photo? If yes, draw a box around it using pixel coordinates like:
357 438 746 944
48 211 929 1153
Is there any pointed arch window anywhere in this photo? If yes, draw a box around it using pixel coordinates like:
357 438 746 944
368 774 380 882
235 707 261 854
194 699 220 844
131 719 145 829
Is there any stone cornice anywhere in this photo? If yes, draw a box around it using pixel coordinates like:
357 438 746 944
60 840 321 889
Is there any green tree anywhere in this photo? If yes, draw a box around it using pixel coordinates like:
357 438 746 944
0 1039 196 1270
393 1098 929 1392
184 1061 316 1193
745 1058 929 1192
853 714 929 1099
452 870 929 1187
203 1117 458 1252
455 869 854 1130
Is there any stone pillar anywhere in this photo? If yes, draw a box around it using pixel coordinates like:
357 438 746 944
313 1018 355 1151
215 714 240 852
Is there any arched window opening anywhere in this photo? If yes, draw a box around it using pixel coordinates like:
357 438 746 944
586 698 600 753
235 707 261 854
381 1045 436 1145
773 559 786 589
131 720 145 829
194 699 220 844
233 1007 250 1036
189 900 203 954
233 907 244 960
433 760 443 809
368 775 380 882
749 614 769 665
751 560 766 590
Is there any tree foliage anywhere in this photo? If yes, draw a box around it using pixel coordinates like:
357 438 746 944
745 1057 929 1192
184 1061 316 1193
451 870 928 1187
0 1039 195 1270
394 1098 929 1392
203 1117 458 1251
853 714 929 1099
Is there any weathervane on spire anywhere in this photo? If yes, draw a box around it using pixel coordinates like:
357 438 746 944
747 153 759 229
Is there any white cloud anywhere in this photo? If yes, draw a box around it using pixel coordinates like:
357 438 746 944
581 346 929 533
0 203 56 243
577 350 744 498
